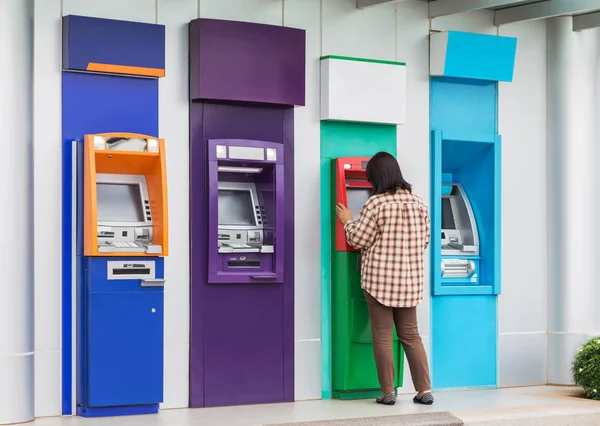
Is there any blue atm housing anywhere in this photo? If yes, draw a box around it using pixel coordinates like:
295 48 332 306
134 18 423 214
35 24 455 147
77 258 164 417
430 76 502 391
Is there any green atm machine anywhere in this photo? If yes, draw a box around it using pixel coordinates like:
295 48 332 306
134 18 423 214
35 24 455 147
331 157 404 400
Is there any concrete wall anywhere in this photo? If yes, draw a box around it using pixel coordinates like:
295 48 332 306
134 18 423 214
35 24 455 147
546 18 600 385
30 0 548 416
498 19 548 388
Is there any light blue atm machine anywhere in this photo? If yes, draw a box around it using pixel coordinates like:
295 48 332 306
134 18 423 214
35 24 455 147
429 29 514 390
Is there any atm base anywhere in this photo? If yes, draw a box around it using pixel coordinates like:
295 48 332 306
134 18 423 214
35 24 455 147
332 389 383 400
76 404 159 418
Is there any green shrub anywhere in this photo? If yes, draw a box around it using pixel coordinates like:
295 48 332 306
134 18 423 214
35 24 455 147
572 337 600 400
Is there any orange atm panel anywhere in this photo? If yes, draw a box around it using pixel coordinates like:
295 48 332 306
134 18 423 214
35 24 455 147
83 133 169 257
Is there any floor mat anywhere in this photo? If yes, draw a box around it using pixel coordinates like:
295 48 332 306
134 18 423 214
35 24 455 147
266 412 463 426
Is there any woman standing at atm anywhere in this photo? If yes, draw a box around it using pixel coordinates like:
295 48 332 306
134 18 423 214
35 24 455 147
336 151 433 406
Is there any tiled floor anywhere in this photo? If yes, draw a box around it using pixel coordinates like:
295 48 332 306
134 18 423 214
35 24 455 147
32 387 600 425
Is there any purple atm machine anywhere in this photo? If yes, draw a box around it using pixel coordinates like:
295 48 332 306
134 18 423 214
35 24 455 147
189 18 305 408
208 139 284 283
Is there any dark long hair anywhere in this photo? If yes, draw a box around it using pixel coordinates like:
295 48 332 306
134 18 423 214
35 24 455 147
366 152 412 195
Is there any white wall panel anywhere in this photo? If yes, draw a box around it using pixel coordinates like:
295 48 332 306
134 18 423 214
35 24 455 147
200 0 282 25
431 9 497 34
33 0 62 417
62 0 156 23
395 0 430 339
322 0 396 61
34 350 61 417
157 0 196 409
285 0 321 346
161 344 190 408
548 332 593 384
546 17 599 385
33 0 61 355
498 20 547 335
499 333 546 387
2 0 34 422
285 0 321 400
295 340 321 400
394 0 432 395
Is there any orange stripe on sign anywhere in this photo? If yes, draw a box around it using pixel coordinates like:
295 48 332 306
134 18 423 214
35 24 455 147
86 62 165 78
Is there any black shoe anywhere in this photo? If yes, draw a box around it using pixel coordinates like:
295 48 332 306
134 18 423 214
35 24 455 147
413 393 434 405
376 393 396 405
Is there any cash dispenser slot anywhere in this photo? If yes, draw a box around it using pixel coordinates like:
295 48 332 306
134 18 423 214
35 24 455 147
228 259 261 268
441 259 475 279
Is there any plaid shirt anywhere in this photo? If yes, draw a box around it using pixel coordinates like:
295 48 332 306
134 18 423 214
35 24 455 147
344 190 430 308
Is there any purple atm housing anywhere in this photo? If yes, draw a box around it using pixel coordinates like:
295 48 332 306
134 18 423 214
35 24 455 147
207 139 284 284
189 18 305 408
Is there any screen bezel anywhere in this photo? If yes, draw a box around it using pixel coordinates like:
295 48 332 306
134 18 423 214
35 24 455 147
95 173 151 227
217 181 261 230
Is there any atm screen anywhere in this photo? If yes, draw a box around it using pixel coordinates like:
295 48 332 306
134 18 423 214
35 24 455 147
346 187 372 215
442 197 456 230
97 183 145 222
218 190 256 226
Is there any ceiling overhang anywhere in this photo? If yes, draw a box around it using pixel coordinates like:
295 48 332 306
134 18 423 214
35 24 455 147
495 0 600 25
429 0 525 18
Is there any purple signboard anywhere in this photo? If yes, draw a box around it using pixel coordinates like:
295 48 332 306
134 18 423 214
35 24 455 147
190 18 305 106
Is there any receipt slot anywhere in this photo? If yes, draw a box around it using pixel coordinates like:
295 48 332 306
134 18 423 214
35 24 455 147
331 157 404 400
77 133 168 417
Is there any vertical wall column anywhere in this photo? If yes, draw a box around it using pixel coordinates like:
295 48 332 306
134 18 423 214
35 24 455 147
0 0 34 423
546 17 599 384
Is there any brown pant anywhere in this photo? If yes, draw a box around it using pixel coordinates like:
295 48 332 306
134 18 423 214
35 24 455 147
364 290 431 393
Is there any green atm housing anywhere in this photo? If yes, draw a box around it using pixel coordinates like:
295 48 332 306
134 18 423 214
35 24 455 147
331 157 404 400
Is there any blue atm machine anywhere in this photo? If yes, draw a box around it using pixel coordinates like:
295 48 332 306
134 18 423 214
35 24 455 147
76 133 169 417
